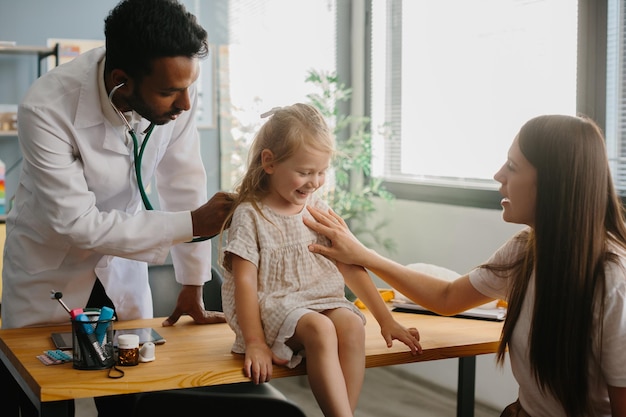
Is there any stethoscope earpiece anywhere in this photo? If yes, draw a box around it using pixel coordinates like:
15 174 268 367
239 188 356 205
108 82 134 133
107 80 209 243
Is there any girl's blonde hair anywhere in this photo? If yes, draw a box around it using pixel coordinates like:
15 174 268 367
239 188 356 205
222 103 334 230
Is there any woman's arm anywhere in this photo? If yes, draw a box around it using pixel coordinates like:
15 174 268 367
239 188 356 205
361 258 490 316
338 262 421 354
306 206 493 315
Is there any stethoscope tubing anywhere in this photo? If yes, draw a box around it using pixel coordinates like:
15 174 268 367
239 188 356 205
108 83 155 211
107 82 210 242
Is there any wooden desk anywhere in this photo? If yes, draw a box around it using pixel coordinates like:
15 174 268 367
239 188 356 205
0 310 503 417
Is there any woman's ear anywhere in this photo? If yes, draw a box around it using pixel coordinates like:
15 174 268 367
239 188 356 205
261 149 275 174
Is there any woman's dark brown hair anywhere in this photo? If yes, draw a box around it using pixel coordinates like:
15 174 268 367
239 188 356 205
491 115 626 416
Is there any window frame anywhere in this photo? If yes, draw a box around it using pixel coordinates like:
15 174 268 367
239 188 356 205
358 0 607 208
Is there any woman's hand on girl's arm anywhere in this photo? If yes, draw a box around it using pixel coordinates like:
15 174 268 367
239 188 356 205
304 206 373 266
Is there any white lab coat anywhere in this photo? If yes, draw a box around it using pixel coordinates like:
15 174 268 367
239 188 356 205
1 47 212 328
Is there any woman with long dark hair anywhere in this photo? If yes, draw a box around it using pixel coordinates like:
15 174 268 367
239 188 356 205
305 115 626 417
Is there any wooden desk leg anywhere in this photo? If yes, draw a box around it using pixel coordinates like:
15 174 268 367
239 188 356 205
457 356 476 417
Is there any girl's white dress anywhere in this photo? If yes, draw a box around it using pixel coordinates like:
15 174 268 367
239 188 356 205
221 194 365 368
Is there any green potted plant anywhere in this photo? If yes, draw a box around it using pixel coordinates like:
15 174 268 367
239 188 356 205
305 69 396 254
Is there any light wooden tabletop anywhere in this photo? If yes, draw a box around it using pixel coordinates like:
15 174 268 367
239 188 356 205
0 308 503 403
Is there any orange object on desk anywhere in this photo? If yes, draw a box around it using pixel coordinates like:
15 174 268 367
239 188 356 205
354 289 395 309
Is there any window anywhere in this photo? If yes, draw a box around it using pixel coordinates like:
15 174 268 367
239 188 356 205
216 0 337 190
213 1 624 207
369 0 583 207
607 0 626 193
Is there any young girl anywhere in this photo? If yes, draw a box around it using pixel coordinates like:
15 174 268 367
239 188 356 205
220 103 421 417
306 114 626 417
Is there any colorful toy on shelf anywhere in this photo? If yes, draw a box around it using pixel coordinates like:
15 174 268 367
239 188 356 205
0 157 5 215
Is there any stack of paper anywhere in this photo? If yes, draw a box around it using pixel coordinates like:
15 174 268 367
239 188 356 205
390 262 507 321
391 298 507 321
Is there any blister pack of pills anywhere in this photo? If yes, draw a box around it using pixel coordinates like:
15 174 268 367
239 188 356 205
36 349 72 365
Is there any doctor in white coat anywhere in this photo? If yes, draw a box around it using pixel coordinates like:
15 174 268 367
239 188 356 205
1 0 230 331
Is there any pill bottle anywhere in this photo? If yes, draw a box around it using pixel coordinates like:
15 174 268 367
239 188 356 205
117 334 140 366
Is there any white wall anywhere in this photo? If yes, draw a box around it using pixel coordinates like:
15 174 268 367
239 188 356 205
370 197 523 410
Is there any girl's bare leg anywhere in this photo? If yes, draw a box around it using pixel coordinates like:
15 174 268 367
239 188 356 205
289 312 354 417
324 308 366 412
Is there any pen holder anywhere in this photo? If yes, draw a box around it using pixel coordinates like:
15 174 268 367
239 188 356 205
71 314 115 370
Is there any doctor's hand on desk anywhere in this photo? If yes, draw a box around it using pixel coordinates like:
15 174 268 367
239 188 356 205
191 191 236 238
162 285 226 326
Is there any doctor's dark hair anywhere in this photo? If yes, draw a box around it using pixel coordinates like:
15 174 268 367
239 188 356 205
104 0 208 80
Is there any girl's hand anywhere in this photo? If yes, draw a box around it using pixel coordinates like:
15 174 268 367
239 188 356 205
379 319 422 355
243 342 289 384
304 206 372 266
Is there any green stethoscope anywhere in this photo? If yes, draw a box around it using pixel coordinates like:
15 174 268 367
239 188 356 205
108 82 209 242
